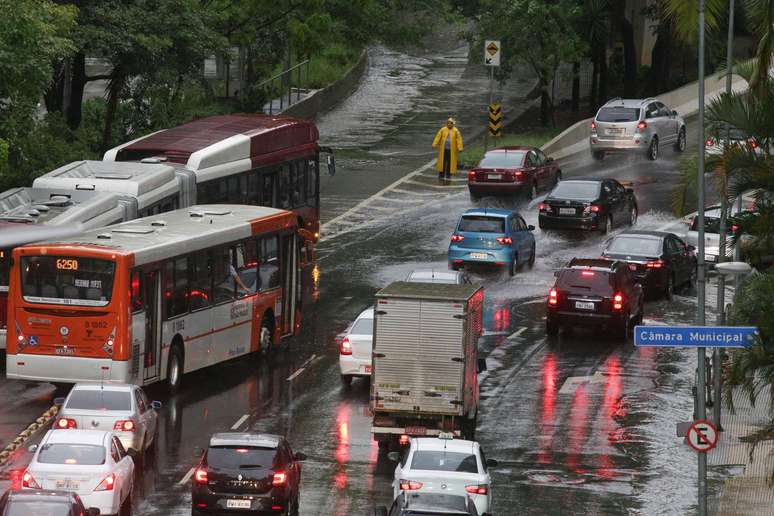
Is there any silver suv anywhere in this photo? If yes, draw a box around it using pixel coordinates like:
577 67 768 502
590 98 687 161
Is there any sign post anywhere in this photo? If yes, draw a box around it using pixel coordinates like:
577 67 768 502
484 40 500 151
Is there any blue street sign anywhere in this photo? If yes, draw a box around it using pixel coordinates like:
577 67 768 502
634 325 758 348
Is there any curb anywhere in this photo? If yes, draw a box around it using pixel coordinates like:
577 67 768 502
0 405 58 466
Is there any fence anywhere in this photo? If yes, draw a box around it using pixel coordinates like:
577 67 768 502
259 60 311 115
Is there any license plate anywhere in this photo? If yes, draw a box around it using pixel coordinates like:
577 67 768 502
362 365 372 374
559 208 576 215
575 301 595 310
55 479 79 490
606 128 624 135
405 426 427 436
487 174 501 180
470 252 488 259
628 264 637 271
226 500 252 509
55 346 75 355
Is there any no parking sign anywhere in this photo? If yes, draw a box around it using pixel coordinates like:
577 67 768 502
686 419 718 453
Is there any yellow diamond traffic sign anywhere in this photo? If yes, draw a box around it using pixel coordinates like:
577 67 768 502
484 40 501 67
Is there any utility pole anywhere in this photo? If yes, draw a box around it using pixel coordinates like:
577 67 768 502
696 2 708 515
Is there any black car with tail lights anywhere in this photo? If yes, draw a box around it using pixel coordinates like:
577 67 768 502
191 433 306 516
546 258 644 340
601 230 697 300
538 179 637 234
467 146 561 201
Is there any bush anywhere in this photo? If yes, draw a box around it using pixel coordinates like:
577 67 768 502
729 272 774 347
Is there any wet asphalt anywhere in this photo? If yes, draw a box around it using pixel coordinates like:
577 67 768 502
0 44 721 515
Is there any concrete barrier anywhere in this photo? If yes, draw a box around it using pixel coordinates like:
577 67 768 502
281 49 368 120
541 73 750 161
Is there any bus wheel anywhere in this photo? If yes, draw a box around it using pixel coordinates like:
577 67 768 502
167 346 183 393
259 316 274 356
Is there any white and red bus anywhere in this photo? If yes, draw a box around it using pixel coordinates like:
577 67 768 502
6 205 304 388
103 113 335 240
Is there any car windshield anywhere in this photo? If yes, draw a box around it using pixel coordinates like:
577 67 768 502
689 216 733 234
458 216 505 233
606 236 662 256
206 446 276 470
37 443 106 465
596 107 640 122
550 182 600 200
6 501 73 516
478 151 526 168
350 317 373 335
21 256 116 307
410 451 479 473
65 390 132 411
558 270 614 294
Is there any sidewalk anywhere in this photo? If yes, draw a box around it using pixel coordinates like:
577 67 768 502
709 384 774 515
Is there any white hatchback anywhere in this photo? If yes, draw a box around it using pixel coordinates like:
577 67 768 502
23 429 135 516
338 308 374 386
390 436 496 516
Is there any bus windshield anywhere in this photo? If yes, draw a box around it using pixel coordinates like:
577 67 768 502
21 256 116 307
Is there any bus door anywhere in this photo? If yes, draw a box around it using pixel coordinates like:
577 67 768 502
281 234 298 336
143 270 162 382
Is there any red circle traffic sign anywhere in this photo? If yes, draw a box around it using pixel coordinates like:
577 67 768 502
686 419 718 452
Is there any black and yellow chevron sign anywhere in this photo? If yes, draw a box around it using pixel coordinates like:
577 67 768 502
488 103 502 137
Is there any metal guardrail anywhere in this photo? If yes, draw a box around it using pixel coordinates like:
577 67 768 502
259 59 311 114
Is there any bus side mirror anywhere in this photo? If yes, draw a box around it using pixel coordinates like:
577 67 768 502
477 358 487 373
326 155 336 176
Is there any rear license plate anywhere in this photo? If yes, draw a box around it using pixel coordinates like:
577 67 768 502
55 479 79 490
470 252 488 260
575 301 595 310
559 208 576 215
405 426 427 436
362 365 372 374
226 500 252 509
628 264 638 271
606 128 624 135
487 174 501 180
55 346 75 355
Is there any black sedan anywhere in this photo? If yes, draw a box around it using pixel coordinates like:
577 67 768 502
0 489 100 516
602 230 697 299
538 179 638 233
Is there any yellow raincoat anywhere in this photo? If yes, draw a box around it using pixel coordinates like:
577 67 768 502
432 126 464 174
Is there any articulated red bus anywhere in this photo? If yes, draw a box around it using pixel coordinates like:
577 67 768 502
6 205 304 387
104 114 335 239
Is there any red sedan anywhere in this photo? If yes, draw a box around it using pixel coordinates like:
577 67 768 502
467 146 561 201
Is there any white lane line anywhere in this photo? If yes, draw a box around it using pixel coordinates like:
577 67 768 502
507 327 527 340
178 467 195 485
286 354 318 381
231 414 249 430
286 368 306 381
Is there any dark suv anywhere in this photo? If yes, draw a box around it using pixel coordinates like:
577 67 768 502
546 258 644 339
192 433 306 515
0 489 99 516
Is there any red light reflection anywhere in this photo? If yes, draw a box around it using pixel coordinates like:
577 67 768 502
537 352 557 464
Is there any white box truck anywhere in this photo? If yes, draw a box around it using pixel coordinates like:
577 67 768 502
370 282 485 449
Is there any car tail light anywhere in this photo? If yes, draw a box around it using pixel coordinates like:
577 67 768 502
114 420 136 432
512 170 523 179
637 120 647 130
705 137 714 147
645 260 664 269
339 338 352 355
613 292 624 311
22 471 40 489
95 473 115 491
465 484 489 495
496 237 513 245
399 479 423 490
55 418 77 429
748 138 758 149
194 468 208 484
468 170 476 180
731 224 739 233
539 202 547 211
272 471 287 486
583 205 600 215
548 289 558 306
590 121 597 131
399 434 410 446
450 234 464 243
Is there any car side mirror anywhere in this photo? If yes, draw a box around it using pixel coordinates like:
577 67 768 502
527 224 535 231
387 451 401 462
486 458 499 468
625 187 634 194
326 155 336 176
87 508 101 516
546 157 554 163
553 270 560 277
151 400 162 410
671 110 678 117
477 358 487 373
53 397 65 406
28 444 38 453
294 452 307 461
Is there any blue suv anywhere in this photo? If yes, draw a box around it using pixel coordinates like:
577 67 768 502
448 208 536 276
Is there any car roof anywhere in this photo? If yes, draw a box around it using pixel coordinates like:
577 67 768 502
44 429 110 445
70 382 134 392
557 179 603 185
485 146 532 152
8 489 78 501
209 432 281 449
408 269 461 281
462 208 514 218
566 258 619 271
355 307 374 320
601 97 656 108
615 230 670 240
412 437 478 453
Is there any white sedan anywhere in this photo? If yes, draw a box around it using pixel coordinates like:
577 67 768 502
23 429 135 516
390 436 496 516
338 307 374 386
54 382 161 456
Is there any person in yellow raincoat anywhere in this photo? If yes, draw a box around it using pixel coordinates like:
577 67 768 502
432 117 464 179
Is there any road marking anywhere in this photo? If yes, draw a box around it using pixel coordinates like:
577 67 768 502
286 354 319 381
231 414 249 430
178 467 194 485
507 327 527 340
558 372 606 395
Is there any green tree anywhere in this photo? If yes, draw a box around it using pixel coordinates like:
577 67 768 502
478 0 585 126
